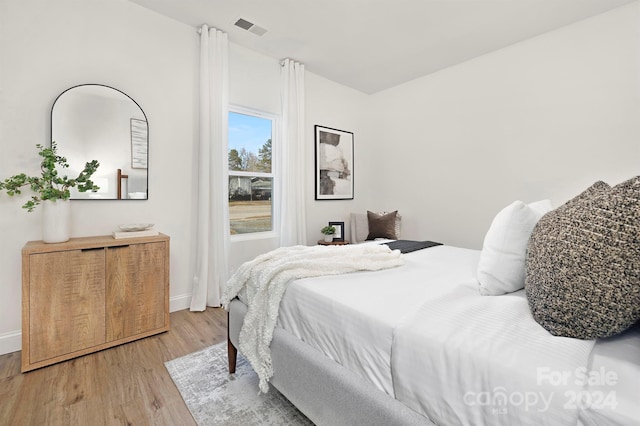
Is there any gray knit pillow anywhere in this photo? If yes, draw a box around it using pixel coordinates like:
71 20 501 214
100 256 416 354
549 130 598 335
525 178 640 339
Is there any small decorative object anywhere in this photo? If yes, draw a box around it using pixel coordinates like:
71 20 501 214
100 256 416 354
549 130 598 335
315 125 354 200
329 221 345 242
114 223 157 239
118 223 155 232
113 228 159 240
321 225 336 242
0 142 100 243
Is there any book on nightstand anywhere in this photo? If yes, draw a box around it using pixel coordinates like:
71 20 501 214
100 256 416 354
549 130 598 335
112 229 159 239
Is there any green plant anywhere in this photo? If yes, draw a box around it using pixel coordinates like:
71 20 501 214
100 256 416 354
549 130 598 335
321 225 336 235
0 142 100 212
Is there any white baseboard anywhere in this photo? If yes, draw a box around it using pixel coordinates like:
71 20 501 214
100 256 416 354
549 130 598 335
0 330 21 356
170 293 192 312
0 293 194 357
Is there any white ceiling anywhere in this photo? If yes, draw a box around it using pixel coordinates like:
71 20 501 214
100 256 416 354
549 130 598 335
130 0 635 94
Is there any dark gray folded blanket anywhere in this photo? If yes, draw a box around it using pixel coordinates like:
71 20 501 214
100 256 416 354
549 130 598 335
383 240 442 254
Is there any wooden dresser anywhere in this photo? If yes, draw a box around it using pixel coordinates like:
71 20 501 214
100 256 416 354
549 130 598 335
21 233 170 372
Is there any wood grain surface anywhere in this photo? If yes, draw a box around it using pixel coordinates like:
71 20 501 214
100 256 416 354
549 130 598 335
0 307 227 425
22 235 170 372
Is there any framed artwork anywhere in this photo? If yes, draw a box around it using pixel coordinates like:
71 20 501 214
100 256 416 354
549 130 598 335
315 125 354 200
329 221 345 242
130 118 148 169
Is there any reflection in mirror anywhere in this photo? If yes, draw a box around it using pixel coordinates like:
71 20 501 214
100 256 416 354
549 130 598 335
51 84 148 200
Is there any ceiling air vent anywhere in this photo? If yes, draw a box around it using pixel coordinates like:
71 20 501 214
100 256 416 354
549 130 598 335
234 18 268 36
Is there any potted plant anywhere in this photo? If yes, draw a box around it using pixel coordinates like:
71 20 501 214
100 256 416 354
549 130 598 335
0 142 100 242
321 225 336 242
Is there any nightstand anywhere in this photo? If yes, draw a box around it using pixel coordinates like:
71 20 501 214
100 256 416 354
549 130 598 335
317 240 350 246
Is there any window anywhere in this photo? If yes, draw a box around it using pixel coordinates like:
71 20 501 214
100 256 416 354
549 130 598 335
228 108 275 236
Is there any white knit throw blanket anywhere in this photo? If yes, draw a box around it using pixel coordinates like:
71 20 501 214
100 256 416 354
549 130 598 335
222 244 404 392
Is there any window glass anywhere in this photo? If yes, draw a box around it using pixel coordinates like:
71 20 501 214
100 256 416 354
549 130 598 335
228 110 274 235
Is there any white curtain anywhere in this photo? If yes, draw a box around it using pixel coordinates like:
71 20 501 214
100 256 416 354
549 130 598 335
190 25 230 311
279 58 307 246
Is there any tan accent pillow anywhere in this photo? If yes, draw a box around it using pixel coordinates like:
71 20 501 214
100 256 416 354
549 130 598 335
366 211 398 240
525 178 640 339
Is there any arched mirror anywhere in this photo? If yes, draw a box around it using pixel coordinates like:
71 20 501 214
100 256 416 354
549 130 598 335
51 84 148 200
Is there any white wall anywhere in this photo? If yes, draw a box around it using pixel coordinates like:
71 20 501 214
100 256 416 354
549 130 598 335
0 0 369 354
368 2 640 249
0 0 199 354
304 72 373 244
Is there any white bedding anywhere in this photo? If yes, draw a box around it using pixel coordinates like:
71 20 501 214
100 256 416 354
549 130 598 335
223 243 404 392
578 325 640 426
277 245 480 396
238 243 640 425
392 283 596 426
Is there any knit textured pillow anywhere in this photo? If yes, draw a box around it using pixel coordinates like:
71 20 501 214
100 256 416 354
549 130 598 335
525 178 640 339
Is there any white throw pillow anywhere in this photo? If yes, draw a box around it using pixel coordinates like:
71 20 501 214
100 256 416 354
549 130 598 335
477 199 552 295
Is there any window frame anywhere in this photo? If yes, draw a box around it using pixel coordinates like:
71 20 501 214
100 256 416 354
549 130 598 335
228 105 279 241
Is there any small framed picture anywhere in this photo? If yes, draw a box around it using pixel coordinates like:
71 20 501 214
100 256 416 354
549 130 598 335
329 221 345 242
130 118 148 169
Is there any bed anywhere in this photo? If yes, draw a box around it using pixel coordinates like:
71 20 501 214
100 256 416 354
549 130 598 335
225 181 640 426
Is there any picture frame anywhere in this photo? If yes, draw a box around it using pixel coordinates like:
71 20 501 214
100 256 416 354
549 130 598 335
130 118 148 169
329 221 345 242
315 125 354 200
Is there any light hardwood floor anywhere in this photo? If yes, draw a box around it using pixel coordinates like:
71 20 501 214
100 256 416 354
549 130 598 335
0 307 227 425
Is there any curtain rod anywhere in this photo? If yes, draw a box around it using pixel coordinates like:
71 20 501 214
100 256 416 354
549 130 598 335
281 58 305 67
197 25 228 35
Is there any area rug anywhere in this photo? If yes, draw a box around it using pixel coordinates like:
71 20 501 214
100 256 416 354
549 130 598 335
165 342 314 425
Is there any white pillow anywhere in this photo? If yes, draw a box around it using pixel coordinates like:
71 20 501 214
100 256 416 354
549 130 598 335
477 200 552 295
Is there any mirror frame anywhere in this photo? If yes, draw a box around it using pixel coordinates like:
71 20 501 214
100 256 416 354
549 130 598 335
51 83 149 200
